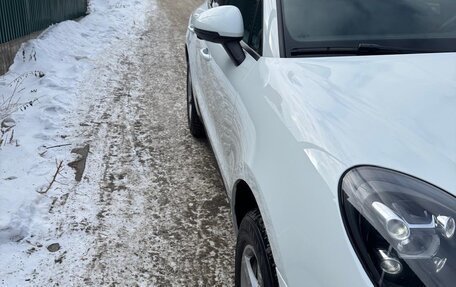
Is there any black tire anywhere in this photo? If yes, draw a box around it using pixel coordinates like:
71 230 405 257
235 210 279 287
186 61 206 138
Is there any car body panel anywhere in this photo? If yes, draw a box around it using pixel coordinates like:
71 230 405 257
261 53 456 196
224 56 371 286
236 53 456 286
186 1 456 286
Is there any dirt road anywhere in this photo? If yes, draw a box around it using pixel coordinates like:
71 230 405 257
32 0 235 286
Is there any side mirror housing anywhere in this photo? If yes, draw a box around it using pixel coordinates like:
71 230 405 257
194 6 246 66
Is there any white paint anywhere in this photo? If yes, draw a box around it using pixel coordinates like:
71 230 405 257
194 6 244 38
188 1 456 286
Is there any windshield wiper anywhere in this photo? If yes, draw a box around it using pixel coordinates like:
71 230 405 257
291 43 431 56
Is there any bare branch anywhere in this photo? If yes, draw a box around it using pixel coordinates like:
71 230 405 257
45 143 71 150
37 160 64 194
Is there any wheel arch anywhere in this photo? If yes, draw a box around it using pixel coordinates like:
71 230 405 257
232 179 260 230
232 178 287 285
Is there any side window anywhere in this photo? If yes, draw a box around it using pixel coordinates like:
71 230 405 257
225 0 263 55
210 0 227 7
228 0 258 44
249 1 263 55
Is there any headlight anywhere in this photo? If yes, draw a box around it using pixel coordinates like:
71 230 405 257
340 166 456 287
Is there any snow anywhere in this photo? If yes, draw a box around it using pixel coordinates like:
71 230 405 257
0 0 148 284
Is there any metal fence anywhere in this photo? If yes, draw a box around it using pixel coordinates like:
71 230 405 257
0 0 88 44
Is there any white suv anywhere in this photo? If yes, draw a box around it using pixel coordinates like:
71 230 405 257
185 0 456 286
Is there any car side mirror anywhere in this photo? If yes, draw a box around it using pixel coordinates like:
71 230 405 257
193 6 246 66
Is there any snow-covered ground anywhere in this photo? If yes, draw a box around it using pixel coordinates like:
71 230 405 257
0 0 149 284
1 0 235 284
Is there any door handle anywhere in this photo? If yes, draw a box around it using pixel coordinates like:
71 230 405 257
200 48 212 61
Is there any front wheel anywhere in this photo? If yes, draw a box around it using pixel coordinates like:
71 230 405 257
235 210 279 287
186 61 206 138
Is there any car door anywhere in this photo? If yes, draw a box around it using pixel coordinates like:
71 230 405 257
188 3 235 185
198 0 263 189
187 3 209 117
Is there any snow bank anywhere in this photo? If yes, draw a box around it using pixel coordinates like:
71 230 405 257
0 0 146 251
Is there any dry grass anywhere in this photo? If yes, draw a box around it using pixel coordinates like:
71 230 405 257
0 71 44 121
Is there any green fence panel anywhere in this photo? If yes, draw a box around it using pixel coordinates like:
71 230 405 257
0 0 87 44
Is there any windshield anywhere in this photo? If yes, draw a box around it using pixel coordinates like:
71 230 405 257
281 0 456 57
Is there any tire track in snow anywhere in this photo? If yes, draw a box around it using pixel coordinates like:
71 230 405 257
59 0 235 286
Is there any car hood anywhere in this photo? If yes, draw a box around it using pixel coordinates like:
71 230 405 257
263 53 456 195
